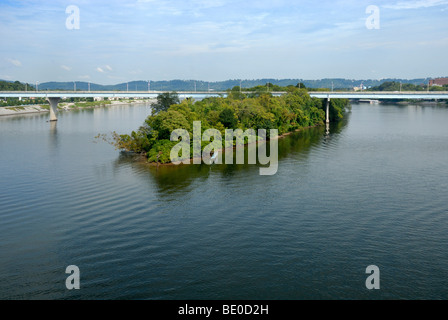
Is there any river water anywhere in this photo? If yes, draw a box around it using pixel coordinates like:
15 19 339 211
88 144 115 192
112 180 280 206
1 102 448 300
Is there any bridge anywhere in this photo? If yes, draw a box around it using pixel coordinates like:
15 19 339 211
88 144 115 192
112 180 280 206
1 91 447 122
308 92 448 123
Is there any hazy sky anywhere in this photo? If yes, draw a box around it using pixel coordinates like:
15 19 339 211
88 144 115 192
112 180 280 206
0 0 447 84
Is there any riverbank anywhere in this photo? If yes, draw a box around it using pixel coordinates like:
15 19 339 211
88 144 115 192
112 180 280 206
143 123 322 167
0 99 156 117
0 105 48 116
395 100 448 105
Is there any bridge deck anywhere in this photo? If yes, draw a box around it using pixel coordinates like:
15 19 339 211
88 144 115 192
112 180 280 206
0 91 447 99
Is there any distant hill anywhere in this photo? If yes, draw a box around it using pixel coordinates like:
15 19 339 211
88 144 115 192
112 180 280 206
37 78 436 91
3 78 444 92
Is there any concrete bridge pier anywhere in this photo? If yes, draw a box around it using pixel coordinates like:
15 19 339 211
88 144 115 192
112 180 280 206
47 97 60 121
326 96 330 124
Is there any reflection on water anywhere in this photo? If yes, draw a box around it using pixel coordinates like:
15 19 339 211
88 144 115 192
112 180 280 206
49 121 58 151
112 117 349 195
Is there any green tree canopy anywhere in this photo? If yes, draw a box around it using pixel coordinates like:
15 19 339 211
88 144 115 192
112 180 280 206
146 109 191 140
218 108 237 129
151 92 180 114
0 80 34 91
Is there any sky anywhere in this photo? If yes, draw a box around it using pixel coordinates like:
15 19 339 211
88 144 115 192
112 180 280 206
0 0 447 84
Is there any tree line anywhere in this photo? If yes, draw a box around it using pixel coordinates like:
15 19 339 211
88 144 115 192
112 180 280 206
367 81 448 92
0 80 34 91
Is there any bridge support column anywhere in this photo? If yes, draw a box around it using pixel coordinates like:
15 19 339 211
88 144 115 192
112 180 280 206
326 97 330 124
47 97 60 121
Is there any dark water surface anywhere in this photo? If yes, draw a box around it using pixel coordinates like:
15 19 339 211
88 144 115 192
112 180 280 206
1 103 448 300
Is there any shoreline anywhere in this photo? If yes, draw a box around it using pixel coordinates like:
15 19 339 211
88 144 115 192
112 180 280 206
141 124 322 167
0 99 155 117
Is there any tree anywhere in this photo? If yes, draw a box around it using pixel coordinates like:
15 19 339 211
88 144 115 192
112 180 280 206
219 108 237 129
146 109 190 140
151 92 180 114
227 86 246 100
0 80 34 91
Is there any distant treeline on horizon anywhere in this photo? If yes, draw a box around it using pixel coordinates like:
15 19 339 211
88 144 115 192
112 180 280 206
1 78 445 92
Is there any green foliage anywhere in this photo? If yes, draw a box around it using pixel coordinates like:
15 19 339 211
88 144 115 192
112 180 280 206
111 87 348 163
151 92 180 114
0 80 34 91
328 99 348 122
367 81 437 92
146 109 191 140
0 97 48 107
74 100 111 108
108 130 150 154
147 140 178 163
227 86 247 100
244 83 284 93
219 108 237 129
429 85 448 92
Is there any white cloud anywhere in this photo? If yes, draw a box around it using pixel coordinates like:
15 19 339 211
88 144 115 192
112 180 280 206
383 0 448 10
61 65 72 71
78 75 90 79
7 58 22 67
96 65 112 73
